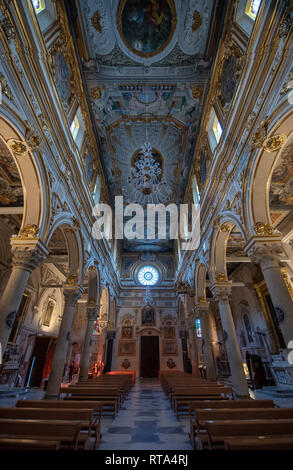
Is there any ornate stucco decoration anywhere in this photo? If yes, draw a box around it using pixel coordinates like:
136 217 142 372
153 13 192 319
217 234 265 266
0 74 13 100
192 11 202 32
263 134 287 152
91 10 102 33
25 127 42 150
90 86 103 101
215 272 228 283
17 224 40 240
64 275 79 286
192 85 203 101
216 35 244 110
254 222 275 236
9 140 28 155
251 119 270 149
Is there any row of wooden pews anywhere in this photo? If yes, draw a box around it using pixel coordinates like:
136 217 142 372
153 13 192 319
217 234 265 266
161 371 293 450
161 371 233 419
0 373 133 450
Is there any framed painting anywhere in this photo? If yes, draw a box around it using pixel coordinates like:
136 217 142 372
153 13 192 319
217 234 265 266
121 326 133 339
54 51 71 104
118 341 136 356
141 306 155 326
162 340 178 356
117 0 177 58
164 326 175 339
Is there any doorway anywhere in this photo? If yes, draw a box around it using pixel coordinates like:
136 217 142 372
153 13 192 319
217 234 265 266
25 336 56 387
140 336 160 378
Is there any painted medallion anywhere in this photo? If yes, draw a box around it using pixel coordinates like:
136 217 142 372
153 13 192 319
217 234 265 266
117 0 177 58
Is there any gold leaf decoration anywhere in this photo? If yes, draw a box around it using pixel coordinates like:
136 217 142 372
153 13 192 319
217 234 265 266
192 11 202 33
92 11 102 33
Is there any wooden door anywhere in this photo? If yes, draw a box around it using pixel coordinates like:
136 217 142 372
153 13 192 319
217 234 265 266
140 336 160 378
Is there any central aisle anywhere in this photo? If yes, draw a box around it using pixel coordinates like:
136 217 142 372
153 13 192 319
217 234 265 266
98 378 192 450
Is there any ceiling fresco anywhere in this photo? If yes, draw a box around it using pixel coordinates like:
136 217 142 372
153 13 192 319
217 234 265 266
269 137 293 229
69 0 226 252
0 138 23 208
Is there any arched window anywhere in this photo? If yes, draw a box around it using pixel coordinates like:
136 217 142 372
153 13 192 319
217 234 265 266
195 318 202 338
192 176 200 204
245 0 261 20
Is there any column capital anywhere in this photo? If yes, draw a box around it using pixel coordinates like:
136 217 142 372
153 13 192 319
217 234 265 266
10 238 49 272
244 237 288 269
210 282 232 302
63 286 83 306
87 305 100 321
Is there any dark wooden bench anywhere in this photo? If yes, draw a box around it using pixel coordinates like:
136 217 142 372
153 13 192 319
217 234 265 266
172 387 234 418
204 419 293 450
60 387 122 408
0 419 89 450
17 399 117 419
0 438 61 450
224 436 293 450
0 407 101 449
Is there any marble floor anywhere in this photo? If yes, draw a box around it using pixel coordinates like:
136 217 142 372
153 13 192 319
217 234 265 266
98 378 192 451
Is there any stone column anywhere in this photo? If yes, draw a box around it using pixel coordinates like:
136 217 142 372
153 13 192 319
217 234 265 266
0 238 48 353
45 284 83 399
185 321 200 377
194 301 217 381
246 239 293 346
211 283 249 398
79 305 100 382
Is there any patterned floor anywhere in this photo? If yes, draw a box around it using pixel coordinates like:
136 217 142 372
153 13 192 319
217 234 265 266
98 378 192 450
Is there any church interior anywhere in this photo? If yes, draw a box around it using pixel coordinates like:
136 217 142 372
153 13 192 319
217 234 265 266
0 0 293 452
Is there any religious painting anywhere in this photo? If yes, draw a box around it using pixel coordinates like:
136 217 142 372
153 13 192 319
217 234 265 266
0 139 23 207
42 299 55 328
220 54 238 107
164 326 175 339
117 0 177 58
54 52 71 104
85 151 93 184
121 325 133 339
141 305 155 326
162 340 178 356
118 340 136 356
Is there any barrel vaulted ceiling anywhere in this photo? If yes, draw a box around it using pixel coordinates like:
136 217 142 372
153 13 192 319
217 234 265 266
67 0 227 252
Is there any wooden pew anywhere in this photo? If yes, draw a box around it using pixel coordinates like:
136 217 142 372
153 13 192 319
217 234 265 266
0 407 101 449
59 387 122 410
193 408 293 449
204 419 293 450
172 387 234 418
17 399 117 419
0 438 61 450
188 399 275 448
0 419 89 450
224 436 293 450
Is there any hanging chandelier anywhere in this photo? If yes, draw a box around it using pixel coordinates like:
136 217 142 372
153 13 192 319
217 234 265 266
123 142 173 205
144 285 155 306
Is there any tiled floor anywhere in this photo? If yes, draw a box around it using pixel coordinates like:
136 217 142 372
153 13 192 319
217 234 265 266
98 379 192 450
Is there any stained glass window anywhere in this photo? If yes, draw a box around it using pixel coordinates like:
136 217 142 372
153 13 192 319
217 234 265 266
138 266 159 286
32 0 46 14
195 318 202 338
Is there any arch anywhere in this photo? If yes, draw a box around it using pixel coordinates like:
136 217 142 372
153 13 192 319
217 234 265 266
245 107 293 237
85 265 100 306
100 285 110 321
0 114 49 239
210 215 247 282
46 216 84 283
195 261 208 303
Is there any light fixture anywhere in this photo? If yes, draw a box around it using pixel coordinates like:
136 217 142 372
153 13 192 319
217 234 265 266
123 142 173 205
